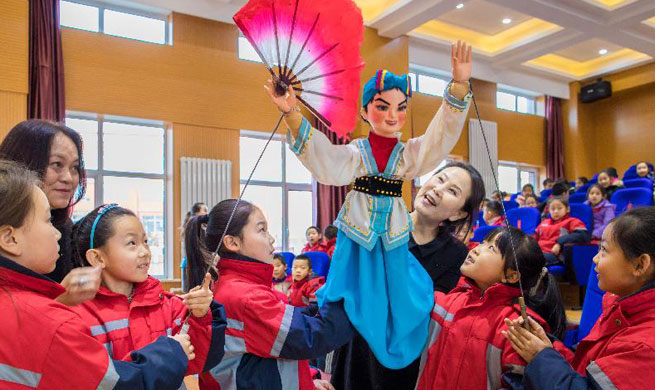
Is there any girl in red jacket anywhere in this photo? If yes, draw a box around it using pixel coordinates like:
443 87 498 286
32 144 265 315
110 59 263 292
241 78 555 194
416 226 568 390
185 199 353 390
70 204 227 377
504 207 655 390
535 197 589 265
0 160 193 389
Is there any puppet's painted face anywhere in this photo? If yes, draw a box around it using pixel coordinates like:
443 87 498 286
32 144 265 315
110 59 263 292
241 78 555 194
361 88 408 138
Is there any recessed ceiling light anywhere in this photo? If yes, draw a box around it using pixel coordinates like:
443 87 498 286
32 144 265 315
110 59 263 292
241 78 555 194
598 49 608 55
502 18 512 24
456 3 464 9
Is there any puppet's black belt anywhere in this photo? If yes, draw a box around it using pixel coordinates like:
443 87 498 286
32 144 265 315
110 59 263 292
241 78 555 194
353 176 403 197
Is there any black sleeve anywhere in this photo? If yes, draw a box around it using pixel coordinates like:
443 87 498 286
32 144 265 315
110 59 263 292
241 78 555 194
556 230 590 245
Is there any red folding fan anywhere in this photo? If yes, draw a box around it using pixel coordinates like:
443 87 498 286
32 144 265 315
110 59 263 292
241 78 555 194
234 0 365 138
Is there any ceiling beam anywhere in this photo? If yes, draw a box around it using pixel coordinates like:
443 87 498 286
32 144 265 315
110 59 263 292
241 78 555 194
372 0 471 38
492 30 588 68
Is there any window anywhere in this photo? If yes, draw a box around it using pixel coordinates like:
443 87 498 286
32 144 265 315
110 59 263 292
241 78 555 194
60 1 170 45
498 162 538 194
66 115 171 278
238 36 263 63
240 131 314 253
496 90 537 114
408 67 449 97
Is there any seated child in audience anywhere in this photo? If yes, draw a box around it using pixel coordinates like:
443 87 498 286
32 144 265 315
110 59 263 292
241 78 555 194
539 180 570 219
416 227 568 390
636 161 654 180
272 253 291 296
484 200 506 226
71 204 227 376
523 194 539 208
535 197 589 265
597 170 624 200
454 223 476 251
491 191 503 203
585 184 615 241
288 254 325 307
504 207 655 390
324 225 338 258
301 225 327 253
185 199 352 390
522 183 535 198
575 176 589 191
542 178 555 191
606 167 624 186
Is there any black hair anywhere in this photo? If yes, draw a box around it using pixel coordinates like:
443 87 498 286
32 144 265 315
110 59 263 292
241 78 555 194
522 184 535 194
293 254 312 269
577 176 589 185
324 225 338 240
432 161 486 234
184 199 257 290
191 202 206 214
543 178 554 187
485 200 504 217
306 226 321 235
551 181 570 196
0 119 87 227
72 205 136 267
484 227 567 338
608 208 655 280
547 196 569 209
273 253 286 265
606 167 619 179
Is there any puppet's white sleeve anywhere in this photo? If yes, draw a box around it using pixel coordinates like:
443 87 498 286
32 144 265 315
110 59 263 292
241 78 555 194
287 116 362 186
401 84 471 180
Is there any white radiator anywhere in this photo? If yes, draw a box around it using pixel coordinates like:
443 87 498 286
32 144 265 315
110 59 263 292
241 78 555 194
180 157 231 218
468 118 498 196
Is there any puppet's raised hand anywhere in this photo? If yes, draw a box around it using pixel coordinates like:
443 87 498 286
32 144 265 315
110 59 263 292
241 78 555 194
451 40 472 83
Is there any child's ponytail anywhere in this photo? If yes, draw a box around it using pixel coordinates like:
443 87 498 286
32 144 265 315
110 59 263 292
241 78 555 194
184 213 214 292
526 270 567 339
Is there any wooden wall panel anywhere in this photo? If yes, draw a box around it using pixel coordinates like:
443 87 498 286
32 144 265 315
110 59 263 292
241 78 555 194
0 91 28 140
0 0 28 95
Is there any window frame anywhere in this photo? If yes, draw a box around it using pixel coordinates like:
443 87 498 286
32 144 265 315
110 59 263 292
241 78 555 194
496 89 537 115
239 130 315 251
498 161 540 194
408 66 449 97
66 112 173 279
60 0 172 45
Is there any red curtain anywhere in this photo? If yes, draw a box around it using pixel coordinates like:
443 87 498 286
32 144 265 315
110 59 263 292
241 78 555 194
545 96 565 179
314 120 349 229
28 0 66 122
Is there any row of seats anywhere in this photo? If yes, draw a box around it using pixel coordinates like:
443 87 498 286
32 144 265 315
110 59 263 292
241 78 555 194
505 187 653 215
276 251 331 277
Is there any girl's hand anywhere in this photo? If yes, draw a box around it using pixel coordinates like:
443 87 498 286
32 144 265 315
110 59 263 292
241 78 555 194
313 379 335 390
552 243 562 256
502 317 552 363
56 266 102 306
182 273 213 318
169 333 195 361
265 79 298 113
451 40 472 83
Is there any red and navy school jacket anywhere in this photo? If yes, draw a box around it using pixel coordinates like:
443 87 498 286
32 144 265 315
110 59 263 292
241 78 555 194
535 214 588 254
72 276 226 376
524 283 655 390
200 254 353 390
301 241 328 254
416 278 563 390
325 238 337 258
288 276 325 307
0 255 189 390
